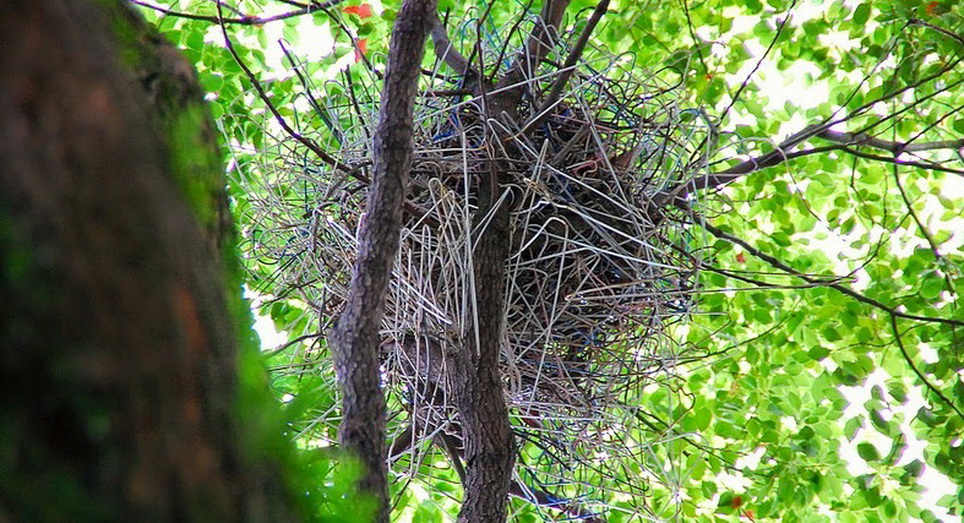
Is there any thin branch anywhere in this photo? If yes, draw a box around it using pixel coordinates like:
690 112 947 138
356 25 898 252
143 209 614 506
497 0 573 90
668 51 964 199
429 12 479 79
519 0 609 136
890 314 964 421
697 215 964 327
216 4 355 176
657 123 831 202
817 128 964 155
718 0 797 124
132 0 346 25
838 145 964 176
909 17 964 45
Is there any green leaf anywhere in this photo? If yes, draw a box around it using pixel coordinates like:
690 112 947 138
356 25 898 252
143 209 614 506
857 442 881 462
853 3 872 25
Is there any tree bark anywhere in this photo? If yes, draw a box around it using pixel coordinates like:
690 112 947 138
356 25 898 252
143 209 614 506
0 1 293 520
328 0 436 520
439 2 572 520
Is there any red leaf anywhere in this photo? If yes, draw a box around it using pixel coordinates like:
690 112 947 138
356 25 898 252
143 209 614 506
730 495 743 508
926 1 948 15
344 3 373 18
736 252 746 264
354 38 368 62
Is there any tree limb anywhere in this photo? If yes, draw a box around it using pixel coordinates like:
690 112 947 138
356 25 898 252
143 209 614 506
497 0 573 91
429 12 479 79
328 0 436 520
215 4 358 177
696 215 964 327
890 315 964 421
817 129 964 156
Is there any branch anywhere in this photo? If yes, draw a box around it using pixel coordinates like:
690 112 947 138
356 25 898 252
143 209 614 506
909 17 964 45
657 123 830 202
429 12 479 79
890 315 964 421
215 4 357 177
665 52 964 200
328 0 437 519
817 129 964 156
696 215 964 327
838 145 964 176
699 212 964 421
519 0 609 136
498 0 573 90
132 0 346 25
718 0 797 124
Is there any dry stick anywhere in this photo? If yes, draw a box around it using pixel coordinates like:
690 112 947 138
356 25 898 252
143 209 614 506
519 0 610 136
134 0 346 25
216 5 356 177
328 0 436 520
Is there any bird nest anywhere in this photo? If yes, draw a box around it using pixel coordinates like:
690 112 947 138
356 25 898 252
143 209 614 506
241 19 713 520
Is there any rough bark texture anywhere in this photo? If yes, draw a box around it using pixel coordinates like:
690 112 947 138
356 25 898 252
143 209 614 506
328 0 436 520
0 1 293 520
451 172 516 523
448 2 573 520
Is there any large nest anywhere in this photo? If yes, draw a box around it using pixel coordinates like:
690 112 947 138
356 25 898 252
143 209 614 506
242 14 713 520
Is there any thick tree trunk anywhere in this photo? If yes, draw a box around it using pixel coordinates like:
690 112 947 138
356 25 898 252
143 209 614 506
329 0 436 520
0 1 293 520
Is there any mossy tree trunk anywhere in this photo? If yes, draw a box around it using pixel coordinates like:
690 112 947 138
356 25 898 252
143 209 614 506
0 1 293 520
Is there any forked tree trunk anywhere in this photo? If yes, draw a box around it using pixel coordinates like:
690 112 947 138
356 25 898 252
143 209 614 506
0 1 294 520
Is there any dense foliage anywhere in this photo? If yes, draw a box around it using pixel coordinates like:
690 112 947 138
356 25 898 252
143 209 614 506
135 0 964 520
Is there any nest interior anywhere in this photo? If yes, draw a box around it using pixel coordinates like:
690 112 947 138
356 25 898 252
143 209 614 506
243 15 714 519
